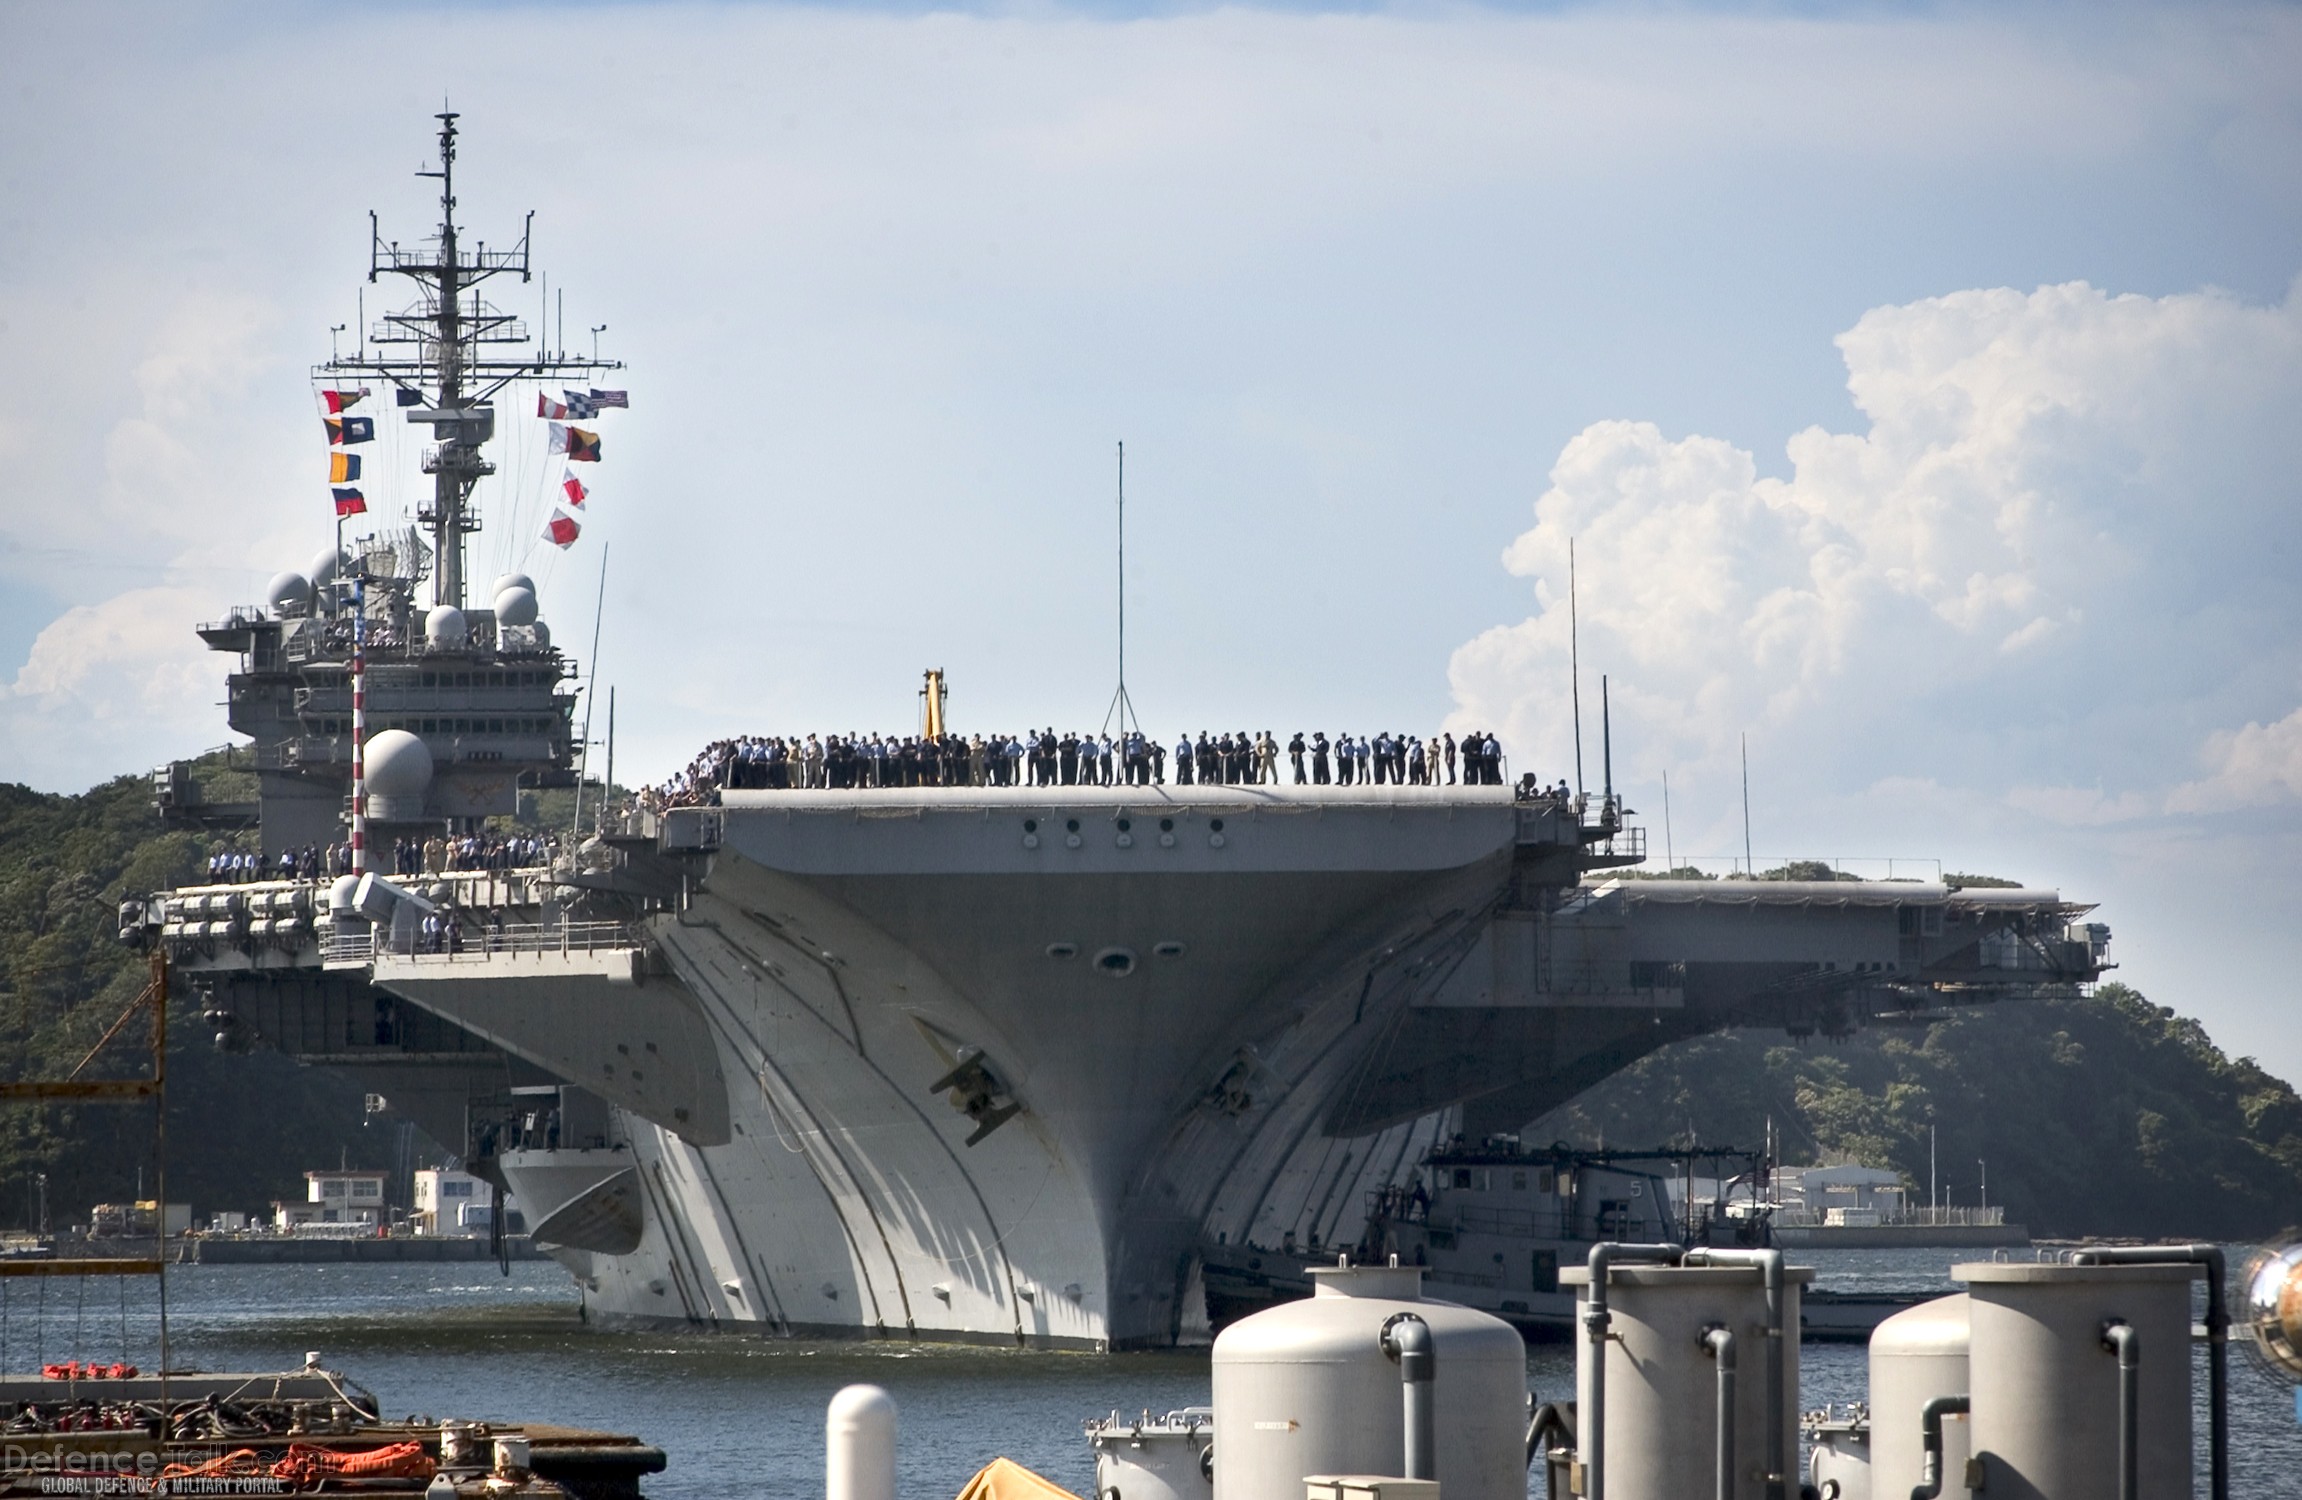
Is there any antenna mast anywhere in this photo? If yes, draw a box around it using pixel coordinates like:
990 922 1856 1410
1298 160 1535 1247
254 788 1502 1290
1569 538 1585 797
1101 441 1140 738
323 113 622 609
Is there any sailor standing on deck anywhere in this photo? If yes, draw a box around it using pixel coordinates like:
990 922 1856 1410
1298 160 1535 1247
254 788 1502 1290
1289 733 1306 784
1311 733 1331 784
1175 733 1194 785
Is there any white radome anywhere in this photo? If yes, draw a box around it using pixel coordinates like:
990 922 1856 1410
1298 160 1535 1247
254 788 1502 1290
309 548 343 586
424 606 469 649
267 572 313 615
363 729 435 804
493 585 539 627
492 572 536 599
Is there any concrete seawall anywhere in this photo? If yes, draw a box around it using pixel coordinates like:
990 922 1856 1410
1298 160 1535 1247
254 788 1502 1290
1772 1223 2029 1249
182 1236 550 1264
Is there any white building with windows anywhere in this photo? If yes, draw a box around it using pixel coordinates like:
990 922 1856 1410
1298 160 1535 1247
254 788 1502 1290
413 1168 508 1236
273 1170 388 1232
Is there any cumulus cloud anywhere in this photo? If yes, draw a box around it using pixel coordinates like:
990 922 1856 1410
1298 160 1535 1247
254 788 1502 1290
2168 708 2302 812
1451 278 2302 824
1 587 222 789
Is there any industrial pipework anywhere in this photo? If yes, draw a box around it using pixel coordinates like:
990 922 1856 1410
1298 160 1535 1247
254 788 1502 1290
1682 1246 1789 1500
2070 1243 2227 1500
1578 1242 1684 1500
2100 1319 2139 1500
1380 1312 1436 1481
1909 1394 1969 1500
1699 1324 1736 1500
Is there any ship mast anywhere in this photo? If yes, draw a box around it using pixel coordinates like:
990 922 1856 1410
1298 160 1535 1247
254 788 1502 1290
323 112 620 609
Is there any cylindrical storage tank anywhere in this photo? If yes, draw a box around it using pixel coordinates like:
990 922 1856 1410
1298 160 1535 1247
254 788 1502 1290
1564 1261 1810 1500
1211 1263 1526 1500
1869 1294 1970 1500
1805 1417 1870 1500
1088 1410 1212 1500
1954 1262 2194 1500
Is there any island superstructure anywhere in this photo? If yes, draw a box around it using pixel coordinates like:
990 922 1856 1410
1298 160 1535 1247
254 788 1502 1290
126 120 2113 1350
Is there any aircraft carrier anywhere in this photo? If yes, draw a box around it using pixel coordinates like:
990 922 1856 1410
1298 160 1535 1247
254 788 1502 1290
126 118 2113 1349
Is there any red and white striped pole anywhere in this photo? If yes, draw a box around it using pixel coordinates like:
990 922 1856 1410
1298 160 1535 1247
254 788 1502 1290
350 568 367 876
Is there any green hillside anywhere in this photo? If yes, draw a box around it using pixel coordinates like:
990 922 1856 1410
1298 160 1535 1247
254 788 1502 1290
0 771 400 1230
1530 984 2302 1241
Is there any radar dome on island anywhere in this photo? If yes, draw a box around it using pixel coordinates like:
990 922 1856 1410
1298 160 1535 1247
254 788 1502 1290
267 572 313 616
363 729 434 821
493 585 539 627
424 606 469 649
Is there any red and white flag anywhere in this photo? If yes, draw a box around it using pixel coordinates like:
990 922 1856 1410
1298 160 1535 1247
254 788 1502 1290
543 509 581 549
538 392 569 420
561 472 589 508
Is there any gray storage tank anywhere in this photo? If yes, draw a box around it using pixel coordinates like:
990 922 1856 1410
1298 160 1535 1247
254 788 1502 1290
1954 1262 2195 1500
1868 1293 1970 1500
1563 1257 1811 1500
1210 1262 1525 1500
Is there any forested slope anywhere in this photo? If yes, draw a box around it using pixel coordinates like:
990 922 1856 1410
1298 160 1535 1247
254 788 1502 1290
0 771 396 1229
1529 983 2302 1240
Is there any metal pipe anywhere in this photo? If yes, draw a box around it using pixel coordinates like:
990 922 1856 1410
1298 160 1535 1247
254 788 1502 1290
1701 1324 1736 1500
1580 1242 1683 1500
1909 1395 1969 1500
1381 1312 1436 1480
1524 1401 1573 1472
1683 1247 1788 1500
2098 1319 2140 1500
2072 1243 2226 1500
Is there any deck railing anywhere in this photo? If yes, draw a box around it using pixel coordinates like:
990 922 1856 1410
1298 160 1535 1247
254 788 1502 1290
324 918 639 965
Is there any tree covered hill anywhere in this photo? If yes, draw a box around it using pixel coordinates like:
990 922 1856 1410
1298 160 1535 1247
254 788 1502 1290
0 769 396 1230
1530 983 2302 1241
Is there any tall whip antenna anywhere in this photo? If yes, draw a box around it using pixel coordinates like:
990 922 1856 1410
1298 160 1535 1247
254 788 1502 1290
1741 732 1754 876
571 542 609 839
1569 538 1584 798
1101 441 1140 738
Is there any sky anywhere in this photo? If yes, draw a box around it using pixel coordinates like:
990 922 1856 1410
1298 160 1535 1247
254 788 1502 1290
2 1 2299 1078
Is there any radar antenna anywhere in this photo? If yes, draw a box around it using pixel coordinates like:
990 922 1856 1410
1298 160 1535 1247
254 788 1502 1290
320 112 621 610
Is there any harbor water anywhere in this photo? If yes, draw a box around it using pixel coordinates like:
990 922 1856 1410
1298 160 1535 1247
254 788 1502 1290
39 1253 2295 1498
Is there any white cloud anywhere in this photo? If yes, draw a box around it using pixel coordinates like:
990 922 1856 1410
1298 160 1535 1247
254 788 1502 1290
1 587 221 788
2168 706 2302 812
1450 278 2302 816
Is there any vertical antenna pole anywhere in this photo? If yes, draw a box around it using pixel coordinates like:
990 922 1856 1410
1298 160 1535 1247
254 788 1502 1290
351 569 367 876
1740 733 1753 877
1101 442 1138 738
1601 674 1612 805
1569 539 1584 798
572 542 609 840
603 687 616 834
1117 441 1124 716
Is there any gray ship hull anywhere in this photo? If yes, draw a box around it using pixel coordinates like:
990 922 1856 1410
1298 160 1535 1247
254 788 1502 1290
350 785 2099 1348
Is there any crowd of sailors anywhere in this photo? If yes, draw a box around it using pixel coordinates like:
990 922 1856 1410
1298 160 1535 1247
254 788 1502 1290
202 830 557 885
648 728 1516 807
